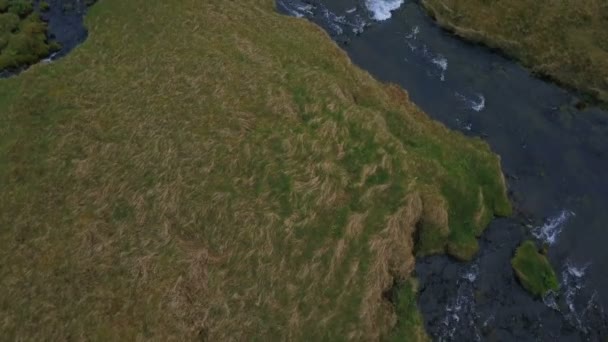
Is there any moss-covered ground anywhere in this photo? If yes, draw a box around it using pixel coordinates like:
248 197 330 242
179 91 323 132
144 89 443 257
0 0 58 71
0 0 510 339
422 0 608 106
511 241 559 297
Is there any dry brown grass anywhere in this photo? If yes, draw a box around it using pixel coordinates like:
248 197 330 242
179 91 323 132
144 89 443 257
0 0 509 340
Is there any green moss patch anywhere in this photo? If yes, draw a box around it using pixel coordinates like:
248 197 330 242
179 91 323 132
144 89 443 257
511 241 559 297
0 0 58 71
390 279 429 342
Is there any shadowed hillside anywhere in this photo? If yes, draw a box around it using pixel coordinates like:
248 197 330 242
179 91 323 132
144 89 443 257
0 0 509 339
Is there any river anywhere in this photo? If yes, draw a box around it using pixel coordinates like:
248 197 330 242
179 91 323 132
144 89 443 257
277 0 608 340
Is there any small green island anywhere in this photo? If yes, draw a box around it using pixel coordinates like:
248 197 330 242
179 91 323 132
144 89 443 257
511 240 559 297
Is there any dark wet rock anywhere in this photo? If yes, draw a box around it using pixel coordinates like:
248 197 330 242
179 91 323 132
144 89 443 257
574 100 587 111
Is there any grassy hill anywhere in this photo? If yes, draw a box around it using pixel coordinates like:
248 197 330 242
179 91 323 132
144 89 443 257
422 0 608 105
0 0 509 339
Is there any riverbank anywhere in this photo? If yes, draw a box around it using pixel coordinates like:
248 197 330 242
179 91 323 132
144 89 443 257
0 0 92 77
278 0 608 339
0 0 509 339
421 0 608 106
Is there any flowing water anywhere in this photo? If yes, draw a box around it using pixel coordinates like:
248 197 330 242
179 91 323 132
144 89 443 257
277 0 608 339
41 0 92 61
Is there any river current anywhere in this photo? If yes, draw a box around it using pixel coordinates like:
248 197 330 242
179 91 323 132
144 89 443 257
277 0 608 340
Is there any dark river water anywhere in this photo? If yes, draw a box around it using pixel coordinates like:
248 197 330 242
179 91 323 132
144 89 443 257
41 0 91 60
278 0 608 340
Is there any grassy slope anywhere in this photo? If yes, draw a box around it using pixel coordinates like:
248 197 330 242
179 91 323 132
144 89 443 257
422 0 608 105
511 241 559 297
0 0 509 339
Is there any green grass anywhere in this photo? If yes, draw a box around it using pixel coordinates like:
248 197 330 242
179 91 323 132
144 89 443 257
511 241 559 297
0 0 58 70
422 0 608 106
389 279 428 342
0 0 510 339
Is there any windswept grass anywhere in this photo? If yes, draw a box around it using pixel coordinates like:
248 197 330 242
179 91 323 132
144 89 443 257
511 241 559 297
0 0 509 339
422 0 608 105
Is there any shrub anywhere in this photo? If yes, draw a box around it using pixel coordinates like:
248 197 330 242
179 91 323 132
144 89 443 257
0 0 8 12
8 0 33 18
511 240 559 297
0 33 8 49
0 12 19 33
0 11 52 70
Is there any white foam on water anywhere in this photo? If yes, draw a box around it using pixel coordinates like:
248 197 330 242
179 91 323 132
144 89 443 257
323 8 347 25
471 95 485 112
42 52 58 64
559 260 594 332
320 8 347 35
438 264 481 341
405 26 420 40
543 290 560 311
431 55 448 70
431 55 448 81
455 92 485 112
350 17 367 34
404 39 449 81
565 260 589 279
532 210 575 245
297 3 314 15
462 264 479 283
277 0 314 18
282 2 367 37
365 0 405 21
482 314 494 327
455 118 472 131
337 13 368 35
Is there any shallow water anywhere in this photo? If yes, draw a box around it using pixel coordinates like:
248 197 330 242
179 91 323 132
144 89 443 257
277 0 608 339
41 0 91 61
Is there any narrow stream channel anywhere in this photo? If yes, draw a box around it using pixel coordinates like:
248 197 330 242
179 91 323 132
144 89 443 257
0 0 91 78
277 0 608 340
